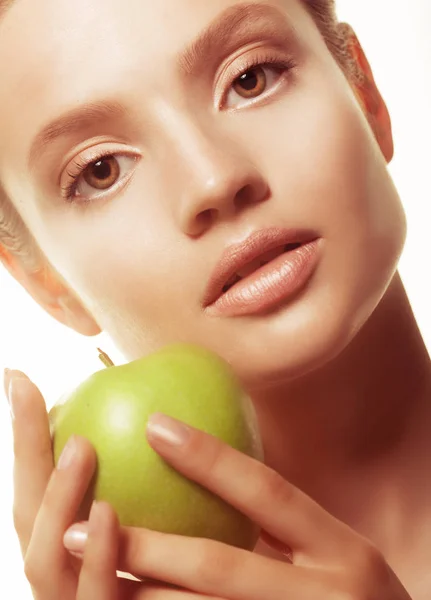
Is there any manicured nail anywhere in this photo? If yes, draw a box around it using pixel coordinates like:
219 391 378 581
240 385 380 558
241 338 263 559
7 375 32 420
57 436 77 470
88 500 104 534
147 413 191 447
4 368 12 417
64 521 88 554
63 501 100 555
3 368 11 398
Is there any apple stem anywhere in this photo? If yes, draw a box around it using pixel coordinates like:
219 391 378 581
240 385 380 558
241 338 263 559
97 347 115 368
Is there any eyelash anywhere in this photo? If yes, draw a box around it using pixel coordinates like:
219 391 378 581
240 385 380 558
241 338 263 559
61 51 296 204
61 149 122 203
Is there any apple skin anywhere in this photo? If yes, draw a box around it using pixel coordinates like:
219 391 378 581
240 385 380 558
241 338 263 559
49 343 264 551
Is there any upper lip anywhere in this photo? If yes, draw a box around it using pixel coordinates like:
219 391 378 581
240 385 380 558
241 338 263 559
202 227 320 308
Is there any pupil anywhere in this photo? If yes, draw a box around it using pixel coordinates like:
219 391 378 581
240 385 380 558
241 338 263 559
93 158 112 180
239 70 258 91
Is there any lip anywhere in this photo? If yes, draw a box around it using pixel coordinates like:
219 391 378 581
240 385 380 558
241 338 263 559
202 227 321 315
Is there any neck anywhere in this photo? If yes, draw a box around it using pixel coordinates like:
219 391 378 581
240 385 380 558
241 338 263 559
250 272 431 530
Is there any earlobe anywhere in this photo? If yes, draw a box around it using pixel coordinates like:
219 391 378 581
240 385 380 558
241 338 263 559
56 294 102 337
344 25 394 163
0 248 102 337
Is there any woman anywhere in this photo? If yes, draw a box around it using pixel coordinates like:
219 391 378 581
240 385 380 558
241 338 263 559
0 0 429 598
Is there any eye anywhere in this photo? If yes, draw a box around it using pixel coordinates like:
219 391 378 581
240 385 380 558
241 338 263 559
61 152 139 203
222 58 294 110
83 155 120 190
233 66 268 98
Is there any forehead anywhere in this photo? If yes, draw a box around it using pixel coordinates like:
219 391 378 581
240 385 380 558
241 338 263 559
0 0 297 104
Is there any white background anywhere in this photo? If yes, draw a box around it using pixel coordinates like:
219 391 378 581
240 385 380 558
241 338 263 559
0 1 430 597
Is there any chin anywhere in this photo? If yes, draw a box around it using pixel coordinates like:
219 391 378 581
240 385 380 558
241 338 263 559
221 265 399 394
231 323 356 394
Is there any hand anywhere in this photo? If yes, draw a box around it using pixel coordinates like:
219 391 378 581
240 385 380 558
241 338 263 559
65 412 412 600
4 370 220 600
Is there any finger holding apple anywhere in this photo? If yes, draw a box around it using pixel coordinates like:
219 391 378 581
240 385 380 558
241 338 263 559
61 411 410 600
49 343 264 551
4 355 244 600
4 370 153 599
3 371 54 558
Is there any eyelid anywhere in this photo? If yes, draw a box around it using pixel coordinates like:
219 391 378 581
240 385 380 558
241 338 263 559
59 142 141 186
59 143 141 200
64 154 138 203
215 46 295 108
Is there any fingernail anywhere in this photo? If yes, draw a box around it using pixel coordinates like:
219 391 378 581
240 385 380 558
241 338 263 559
64 521 88 554
63 501 100 555
3 368 11 398
88 500 103 534
146 413 191 447
57 436 77 470
7 374 32 420
3 368 12 417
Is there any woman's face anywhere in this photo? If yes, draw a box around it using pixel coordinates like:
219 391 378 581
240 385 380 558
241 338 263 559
0 0 406 389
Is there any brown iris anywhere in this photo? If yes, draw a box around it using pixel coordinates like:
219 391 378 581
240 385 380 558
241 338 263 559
233 66 267 99
83 156 120 190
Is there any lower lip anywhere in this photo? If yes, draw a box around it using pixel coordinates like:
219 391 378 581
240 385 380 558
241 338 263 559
205 238 323 318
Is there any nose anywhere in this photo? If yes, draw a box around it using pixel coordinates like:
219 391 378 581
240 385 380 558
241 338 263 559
173 127 269 237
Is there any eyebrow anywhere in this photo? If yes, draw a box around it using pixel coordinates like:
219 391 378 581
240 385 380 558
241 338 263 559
177 2 290 75
28 2 290 170
28 100 129 171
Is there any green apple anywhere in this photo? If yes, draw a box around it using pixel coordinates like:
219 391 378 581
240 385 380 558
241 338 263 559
49 343 263 551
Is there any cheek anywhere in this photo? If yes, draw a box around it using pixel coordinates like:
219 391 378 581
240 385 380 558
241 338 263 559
298 94 405 304
263 77 406 262
269 87 380 222
38 200 190 328
72 242 179 314
303 97 406 280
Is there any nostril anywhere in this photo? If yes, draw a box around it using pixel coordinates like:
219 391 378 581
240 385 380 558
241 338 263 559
195 208 215 230
234 183 257 210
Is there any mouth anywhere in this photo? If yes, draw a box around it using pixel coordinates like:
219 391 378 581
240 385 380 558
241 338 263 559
202 228 320 309
221 243 302 294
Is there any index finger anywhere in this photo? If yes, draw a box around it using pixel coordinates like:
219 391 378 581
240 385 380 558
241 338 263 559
146 413 358 560
5 370 54 556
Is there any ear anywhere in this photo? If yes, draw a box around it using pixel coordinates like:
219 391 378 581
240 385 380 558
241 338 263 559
0 246 101 337
343 25 394 163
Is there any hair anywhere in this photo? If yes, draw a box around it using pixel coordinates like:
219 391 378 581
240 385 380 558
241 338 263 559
0 0 360 275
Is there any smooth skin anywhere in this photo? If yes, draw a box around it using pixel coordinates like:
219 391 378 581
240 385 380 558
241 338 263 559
5 372 410 600
0 0 430 598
